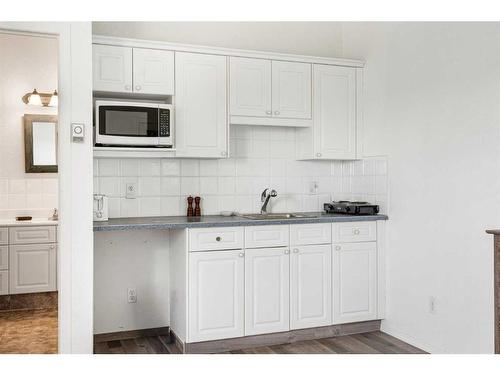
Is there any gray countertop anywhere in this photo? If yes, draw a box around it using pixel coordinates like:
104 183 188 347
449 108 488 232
93 212 388 232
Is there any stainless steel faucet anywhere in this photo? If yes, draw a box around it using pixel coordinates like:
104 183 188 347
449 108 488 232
260 188 278 214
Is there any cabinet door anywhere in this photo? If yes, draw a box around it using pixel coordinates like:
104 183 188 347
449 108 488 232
230 57 272 117
9 244 57 294
245 247 290 335
175 52 228 158
272 61 311 119
93 44 133 93
132 48 174 95
333 242 377 323
0 270 8 295
188 249 244 342
290 244 332 329
313 65 357 159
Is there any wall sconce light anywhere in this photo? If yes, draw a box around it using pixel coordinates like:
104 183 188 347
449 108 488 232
22 89 58 107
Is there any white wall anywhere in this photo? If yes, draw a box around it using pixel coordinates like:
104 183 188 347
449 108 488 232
92 22 344 58
0 33 58 219
342 22 500 353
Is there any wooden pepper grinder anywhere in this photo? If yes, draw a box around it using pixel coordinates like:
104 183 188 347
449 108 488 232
187 196 194 217
194 196 201 217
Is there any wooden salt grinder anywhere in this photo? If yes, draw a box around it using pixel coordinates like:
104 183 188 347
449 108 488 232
187 196 194 217
194 196 201 216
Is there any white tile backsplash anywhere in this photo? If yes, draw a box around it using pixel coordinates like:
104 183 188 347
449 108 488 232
94 125 389 218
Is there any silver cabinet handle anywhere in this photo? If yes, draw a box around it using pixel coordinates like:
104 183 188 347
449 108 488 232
221 151 227 157
316 152 322 157
135 85 141 91
335 245 341 251
274 111 280 115
216 236 221 242
266 110 272 115
353 229 360 235
49 245 55 249
293 248 299 253
239 252 244 257
284 249 290 255
124 85 131 91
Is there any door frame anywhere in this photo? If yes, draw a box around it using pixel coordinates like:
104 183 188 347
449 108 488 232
0 22 93 354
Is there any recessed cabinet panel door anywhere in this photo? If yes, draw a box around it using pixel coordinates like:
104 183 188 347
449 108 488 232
9 244 56 294
132 48 174 95
290 244 332 329
175 52 228 158
230 57 272 117
188 250 244 342
272 61 311 119
93 44 133 93
333 242 377 324
313 65 356 159
0 271 8 295
245 247 290 335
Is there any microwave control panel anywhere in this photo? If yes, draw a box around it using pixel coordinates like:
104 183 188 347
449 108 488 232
159 109 170 137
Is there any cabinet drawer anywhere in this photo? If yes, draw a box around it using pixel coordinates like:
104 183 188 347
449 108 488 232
189 227 244 252
0 270 8 295
332 221 377 243
9 226 57 245
245 225 289 249
0 246 8 270
0 228 8 245
291 223 331 246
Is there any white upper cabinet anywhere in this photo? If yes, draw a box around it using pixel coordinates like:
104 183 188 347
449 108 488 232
175 52 228 158
272 61 311 119
333 241 377 324
93 44 133 93
230 57 312 127
132 48 174 95
230 57 272 118
93 44 174 95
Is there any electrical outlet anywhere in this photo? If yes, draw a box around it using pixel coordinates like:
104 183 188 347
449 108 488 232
429 296 436 314
127 288 137 303
125 182 137 199
309 181 319 195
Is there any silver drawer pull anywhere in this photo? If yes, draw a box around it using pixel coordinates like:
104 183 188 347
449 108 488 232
239 252 244 258
284 249 290 255
353 229 360 235
216 236 221 242
335 245 341 251
293 248 299 253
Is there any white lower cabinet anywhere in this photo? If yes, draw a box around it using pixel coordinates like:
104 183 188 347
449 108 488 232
0 270 8 295
188 249 244 342
290 244 332 330
245 247 290 335
333 242 377 324
9 243 57 294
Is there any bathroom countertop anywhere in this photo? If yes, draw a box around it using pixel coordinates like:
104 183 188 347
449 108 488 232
93 213 388 232
0 219 58 227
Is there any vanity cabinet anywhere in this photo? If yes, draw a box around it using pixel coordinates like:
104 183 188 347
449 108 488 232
297 65 359 160
229 57 312 127
93 44 174 95
175 52 228 158
0 225 57 296
188 249 244 342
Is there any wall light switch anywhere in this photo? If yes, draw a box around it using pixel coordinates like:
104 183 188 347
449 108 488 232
309 181 319 195
125 182 137 199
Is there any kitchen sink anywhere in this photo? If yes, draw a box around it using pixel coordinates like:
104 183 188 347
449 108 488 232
241 213 318 220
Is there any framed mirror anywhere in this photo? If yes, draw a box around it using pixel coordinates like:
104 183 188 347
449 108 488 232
24 114 58 173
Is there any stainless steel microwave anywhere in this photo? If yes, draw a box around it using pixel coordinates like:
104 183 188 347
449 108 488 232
94 100 174 147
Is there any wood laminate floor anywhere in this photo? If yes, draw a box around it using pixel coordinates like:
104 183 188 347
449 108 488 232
0 308 58 354
94 331 426 354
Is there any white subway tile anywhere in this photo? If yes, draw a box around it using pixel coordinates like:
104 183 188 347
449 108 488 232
120 199 139 217
199 160 219 176
200 177 218 195
251 177 270 194
235 139 253 158
140 159 161 176
374 175 388 195
8 194 26 209
99 177 121 197
252 139 270 158
139 197 161 216
0 195 8 209
26 179 42 194
236 195 253 214
93 177 99 194
286 177 303 195
269 159 287 177
42 178 58 194
269 176 286 193
218 195 237 212
180 177 200 196
331 161 343 176
139 177 161 196
9 179 26 194
181 159 199 176
93 159 99 177
161 159 180 176
218 177 235 195
161 196 181 216
0 179 7 195
252 127 270 140
108 198 121 218
26 194 43 209
375 158 388 176
302 195 319 212
121 159 140 176
352 160 364 176
43 194 59 209
160 177 180 196
201 195 219 215
269 195 287 212
235 177 253 195
218 159 236 176
286 195 303 212
363 159 376 176
99 159 120 176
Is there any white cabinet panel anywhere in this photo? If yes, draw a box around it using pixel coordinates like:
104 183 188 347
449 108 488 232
9 243 57 294
245 247 290 335
0 228 8 245
272 61 311 119
333 242 377 324
188 227 244 252
244 225 289 249
175 52 228 158
0 246 8 270
230 57 272 118
132 48 174 95
188 250 244 342
290 244 332 329
9 226 56 245
332 221 377 243
291 223 331 246
313 64 356 159
0 270 8 295
93 44 133 93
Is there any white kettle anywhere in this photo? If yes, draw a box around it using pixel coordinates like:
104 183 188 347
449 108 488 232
93 194 109 221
